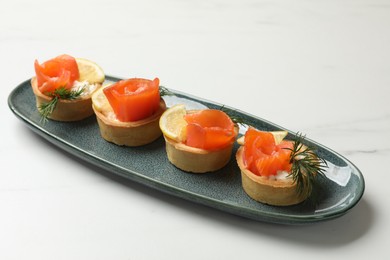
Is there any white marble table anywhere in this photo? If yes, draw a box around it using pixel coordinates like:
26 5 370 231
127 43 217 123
1 0 389 259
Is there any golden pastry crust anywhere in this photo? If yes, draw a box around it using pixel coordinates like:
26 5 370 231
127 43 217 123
163 135 236 173
162 113 238 173
31 77 99 121
93 99 166 146
236 147 308 206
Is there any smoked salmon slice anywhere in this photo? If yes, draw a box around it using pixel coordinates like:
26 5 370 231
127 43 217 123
34 54 80 93
184 109 235 150
243 127 293 176
103 78 160 122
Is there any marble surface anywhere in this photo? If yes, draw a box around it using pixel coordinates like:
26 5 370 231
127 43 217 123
1 0 389 259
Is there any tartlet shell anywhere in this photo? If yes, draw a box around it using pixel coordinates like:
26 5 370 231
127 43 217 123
236 146 308 206
163 136 235 173
31 77 99 121
93 100 166 146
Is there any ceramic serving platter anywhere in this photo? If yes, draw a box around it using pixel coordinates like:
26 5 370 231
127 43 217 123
8 76 365 224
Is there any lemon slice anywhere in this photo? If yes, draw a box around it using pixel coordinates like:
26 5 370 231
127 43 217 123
159 104 188 142
76 58 105 83
237 130 288 145
91 84 114 113
272 131 288 144
237 136 245 145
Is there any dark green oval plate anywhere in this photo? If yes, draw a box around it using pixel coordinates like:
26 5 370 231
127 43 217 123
8 76 364 224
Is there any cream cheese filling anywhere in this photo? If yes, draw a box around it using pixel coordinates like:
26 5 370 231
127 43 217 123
267 170 291 180
71 80 99 97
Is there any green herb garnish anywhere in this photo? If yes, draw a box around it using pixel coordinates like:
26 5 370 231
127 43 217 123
39 86 84 123
159 86 174 97
286 133 327 200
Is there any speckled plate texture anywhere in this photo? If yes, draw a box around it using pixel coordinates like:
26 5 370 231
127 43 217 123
8 76 365 224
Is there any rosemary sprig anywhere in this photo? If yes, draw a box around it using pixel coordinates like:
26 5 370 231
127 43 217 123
39 86 84 122
159 86 174 97
286 133 328 199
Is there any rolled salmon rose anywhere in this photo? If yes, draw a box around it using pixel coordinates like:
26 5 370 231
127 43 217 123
103 78 160 122
184 109 236 150
34 54 80 93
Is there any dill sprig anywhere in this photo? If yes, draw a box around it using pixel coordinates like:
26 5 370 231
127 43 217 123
286 133 328 199
219 105 248 126
159 86 174 97
39 86 84 123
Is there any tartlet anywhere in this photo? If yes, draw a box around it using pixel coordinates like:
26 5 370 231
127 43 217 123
92 78 166 146
235 129 312 206
160 105 238 173
236 146 308 206
32 55 104 121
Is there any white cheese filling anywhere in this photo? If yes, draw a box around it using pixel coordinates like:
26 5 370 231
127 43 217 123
71 80 99 97
267 170 291 180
